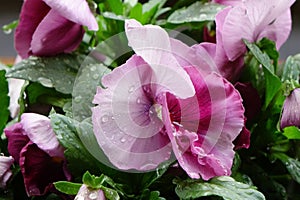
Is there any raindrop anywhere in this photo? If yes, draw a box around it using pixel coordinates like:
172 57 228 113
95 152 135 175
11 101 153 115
93 74 99 80
101 115 109 123
37 77 53 87
128 85 135 93
88 191 98 199
140 162 157 170
75 195 84 200
3 29 12 34
74 96 82 103
90 66 97 71
136 98 141 104
120 137 126 143
199 14 207 19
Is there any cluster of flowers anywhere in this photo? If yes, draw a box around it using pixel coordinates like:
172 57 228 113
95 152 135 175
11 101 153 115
0 0 298 199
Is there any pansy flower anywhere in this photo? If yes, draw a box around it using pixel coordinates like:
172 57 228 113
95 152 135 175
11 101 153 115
280 88 300 129
92 19 246 180
202 0 294 81
4 113 70 196
15 0 98 58
0 155 14 188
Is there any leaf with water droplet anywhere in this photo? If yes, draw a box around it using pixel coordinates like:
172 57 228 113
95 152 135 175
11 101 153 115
174 176 265 200
6 54 83 94
72 61 110 122
2 20 18 34
0 70 10 134
54 181 82 195
167 2 225 24
50 114 106 177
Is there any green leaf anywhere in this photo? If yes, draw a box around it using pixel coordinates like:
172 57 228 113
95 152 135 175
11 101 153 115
129 3 143 21
140 190 166 200
54 181 82 195
81 172 120 200
82 171 106 189
101 186 120 200
244 40 282 109
102 12 127 21
281 54 300 95
257 38 279 69
0 70 10 134
26 82 71 108
6 54 83 94
174 176 265 200
2 20 18 34
50 114 104 178
107 0 123 15
72 62 110 121
282 126 300 140
274 153 300 184
76 120 111 166
167 2 225 24
282 54 300 83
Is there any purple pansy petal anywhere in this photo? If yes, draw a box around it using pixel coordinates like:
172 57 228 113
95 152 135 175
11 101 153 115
280 88 300 129
235 82 261 122
163 66 245 180
4 123 29 164
31 9 84 56
233 125 251 150
198 7 245 81
20 142 69 196
125 19 195 99
92 55 172 171
221 0 294 60
0 156 14 188
43 0 98 31
14 0 51 58
213 0 241 6
76 184 106 200
21 113 64 158
259 9 292 50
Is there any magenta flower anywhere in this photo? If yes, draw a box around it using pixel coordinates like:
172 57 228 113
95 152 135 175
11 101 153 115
15 0 98 59
4 113 70 196
280 88 300 129
0 155 14 188
92 19 246 180
75 184 106 200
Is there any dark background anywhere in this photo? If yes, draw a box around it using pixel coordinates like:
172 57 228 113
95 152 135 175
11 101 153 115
0 0 299 60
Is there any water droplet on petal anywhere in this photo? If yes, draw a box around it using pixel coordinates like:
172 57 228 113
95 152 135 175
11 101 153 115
75 195 84 200
136 98 141 104
128 85 135 93
121 137 126 143
88 191 98 199
101 115 109 123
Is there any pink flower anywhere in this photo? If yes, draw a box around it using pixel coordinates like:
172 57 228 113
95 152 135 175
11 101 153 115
15 0 98 59
4 113 70 196
75 184 106 200
280 88 300 129
0 155 14 188
202 0 294 81
217 0 294 61
92 19 246 180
